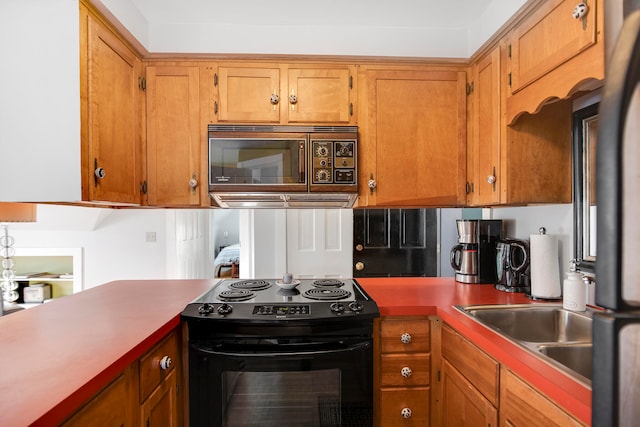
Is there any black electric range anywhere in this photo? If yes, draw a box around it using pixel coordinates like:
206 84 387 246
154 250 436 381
181 278 379 324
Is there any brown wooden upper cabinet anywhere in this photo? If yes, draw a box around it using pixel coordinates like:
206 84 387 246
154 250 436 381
357 66 467 207
145 63 203 207
505 0 604 124
211 63 356 125
467 47 502 206
80 3 143 204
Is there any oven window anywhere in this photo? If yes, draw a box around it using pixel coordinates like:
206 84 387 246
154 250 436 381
222 370 341 427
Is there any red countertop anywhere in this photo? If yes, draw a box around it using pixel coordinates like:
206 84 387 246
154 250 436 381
0 279 214 427
0 277 591 426
357 277 592 425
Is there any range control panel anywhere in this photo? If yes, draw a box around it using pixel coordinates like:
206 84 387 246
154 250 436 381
311 139 356 185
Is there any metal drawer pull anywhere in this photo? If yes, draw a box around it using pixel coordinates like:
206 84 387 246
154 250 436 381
401 407 412 419
400 333 412 344
159 355 172 370
401 366 412 378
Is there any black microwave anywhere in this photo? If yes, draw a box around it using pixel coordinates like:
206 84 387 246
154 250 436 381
208 125 358 208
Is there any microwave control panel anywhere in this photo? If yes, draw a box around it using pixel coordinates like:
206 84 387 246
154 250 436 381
311 140 356 185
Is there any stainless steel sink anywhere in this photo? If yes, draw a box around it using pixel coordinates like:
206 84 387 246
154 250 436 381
454 304 592 384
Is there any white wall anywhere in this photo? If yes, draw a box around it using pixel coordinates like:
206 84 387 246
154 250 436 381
8 205 174 289
100 0 527 58
0 0 81 202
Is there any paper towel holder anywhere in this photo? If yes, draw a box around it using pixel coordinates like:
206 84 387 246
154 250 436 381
526 226 563 301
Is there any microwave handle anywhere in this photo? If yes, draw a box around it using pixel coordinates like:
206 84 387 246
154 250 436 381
299 141 306 183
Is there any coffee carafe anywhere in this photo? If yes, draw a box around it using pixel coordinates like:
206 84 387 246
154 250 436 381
450 219 503 283
495 238 530 292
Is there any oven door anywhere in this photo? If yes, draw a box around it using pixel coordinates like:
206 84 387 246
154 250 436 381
188 337 373 427
209 133 308 192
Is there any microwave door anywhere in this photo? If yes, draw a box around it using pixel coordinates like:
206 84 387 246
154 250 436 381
209 135 307 192
596 8 640 310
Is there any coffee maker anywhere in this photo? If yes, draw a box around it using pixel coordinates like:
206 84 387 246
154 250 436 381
450 219 503 283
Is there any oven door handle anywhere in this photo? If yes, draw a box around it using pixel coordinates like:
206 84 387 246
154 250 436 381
197 340 371 358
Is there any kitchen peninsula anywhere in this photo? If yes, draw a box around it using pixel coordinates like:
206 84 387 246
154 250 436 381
0 278 590 426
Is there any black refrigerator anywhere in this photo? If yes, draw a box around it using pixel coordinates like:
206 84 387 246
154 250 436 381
593 1 640 426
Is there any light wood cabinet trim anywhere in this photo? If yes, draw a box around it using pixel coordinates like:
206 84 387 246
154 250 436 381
441 323 499 406
500 368 586 427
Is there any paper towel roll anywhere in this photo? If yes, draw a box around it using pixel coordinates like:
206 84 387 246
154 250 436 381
529 233 561 299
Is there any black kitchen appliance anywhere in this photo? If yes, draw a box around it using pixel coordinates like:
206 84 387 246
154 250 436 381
495 238 530 293
450 219 503 283
181 278 379 427
593 2 640 426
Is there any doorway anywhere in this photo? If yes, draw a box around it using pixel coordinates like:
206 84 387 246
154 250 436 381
353 209 439 277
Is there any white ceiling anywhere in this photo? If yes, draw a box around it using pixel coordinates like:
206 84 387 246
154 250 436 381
100 0 528 57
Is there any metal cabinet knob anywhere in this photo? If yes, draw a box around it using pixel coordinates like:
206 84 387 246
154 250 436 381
159 355 172 370
401 408 412 419
401 366 412 378
355 262 364 271
355 244 364 252
400 333 412 344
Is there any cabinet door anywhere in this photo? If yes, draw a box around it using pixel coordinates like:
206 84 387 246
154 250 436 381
85 14 142 204
62 374 129 427
500 368 585 427
216 65 281 123
141 369 178 427
146 65 202 206
360 69 467 207
469 47 501 206
509 0 598 94
441 360 498 427
286 66 354 124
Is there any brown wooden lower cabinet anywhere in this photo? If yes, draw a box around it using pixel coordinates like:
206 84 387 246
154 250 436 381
441 359 498 427
61 328 181 426
61 372 131 427
500 368 585 427
438 322 586 427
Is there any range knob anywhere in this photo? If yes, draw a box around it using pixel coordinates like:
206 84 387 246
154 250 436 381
348 301 363 312
316 145 329 157
339 144 351 156
198 303 214 315
217 303 233 315
315 169 330 181
330 303 345 314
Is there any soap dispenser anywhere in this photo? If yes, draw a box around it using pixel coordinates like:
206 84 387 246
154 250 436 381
562 260 586 312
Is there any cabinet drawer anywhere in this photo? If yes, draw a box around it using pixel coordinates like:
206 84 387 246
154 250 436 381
380 353 430 387
380 318 430 353
441 324 499 406
380 387 430 426
139 330 178 402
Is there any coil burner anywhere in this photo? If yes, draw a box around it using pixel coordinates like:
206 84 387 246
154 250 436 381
312 279 345 288
229 280 272 291
217 289 255 302
303 287 352 301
